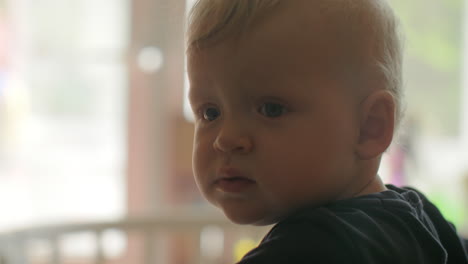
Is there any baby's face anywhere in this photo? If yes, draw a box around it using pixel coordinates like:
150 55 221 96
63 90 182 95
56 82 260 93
188 4 363 225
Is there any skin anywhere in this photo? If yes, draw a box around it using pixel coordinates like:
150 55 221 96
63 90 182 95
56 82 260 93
188 0 394 226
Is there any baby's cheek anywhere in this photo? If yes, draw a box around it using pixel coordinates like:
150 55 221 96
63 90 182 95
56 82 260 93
192 140 214 181
192 152 207 179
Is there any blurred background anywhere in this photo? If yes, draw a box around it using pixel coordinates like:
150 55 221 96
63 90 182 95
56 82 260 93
0 0 467 263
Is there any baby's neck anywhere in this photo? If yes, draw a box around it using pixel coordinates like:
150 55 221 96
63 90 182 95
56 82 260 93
352 175 387 198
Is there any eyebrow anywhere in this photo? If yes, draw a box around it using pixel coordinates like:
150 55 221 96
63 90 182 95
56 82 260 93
187 85 206 104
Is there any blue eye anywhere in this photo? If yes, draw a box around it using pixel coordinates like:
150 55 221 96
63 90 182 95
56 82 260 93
203 107 220 121
259 103 286 118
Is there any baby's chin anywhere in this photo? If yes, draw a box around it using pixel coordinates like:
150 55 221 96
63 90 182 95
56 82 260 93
220 206 282 226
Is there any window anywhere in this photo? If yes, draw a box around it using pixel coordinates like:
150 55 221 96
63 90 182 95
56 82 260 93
0 0 129 229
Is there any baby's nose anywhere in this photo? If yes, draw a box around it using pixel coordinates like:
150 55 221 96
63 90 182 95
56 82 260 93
213 123 253 154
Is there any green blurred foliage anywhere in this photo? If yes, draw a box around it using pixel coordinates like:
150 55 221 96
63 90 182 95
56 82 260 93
428 191 466 229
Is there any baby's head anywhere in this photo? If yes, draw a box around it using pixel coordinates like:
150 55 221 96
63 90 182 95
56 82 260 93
187 0 403 225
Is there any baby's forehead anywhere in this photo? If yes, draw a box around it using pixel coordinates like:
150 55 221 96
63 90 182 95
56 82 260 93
189 1 375 76
188 0 382 50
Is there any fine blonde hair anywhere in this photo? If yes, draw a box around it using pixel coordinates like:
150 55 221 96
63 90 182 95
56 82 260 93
186 0 404 128
187 0 280 48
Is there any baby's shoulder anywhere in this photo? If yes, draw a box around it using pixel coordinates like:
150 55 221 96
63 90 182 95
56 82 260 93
239 188 454 264
239 216 355 264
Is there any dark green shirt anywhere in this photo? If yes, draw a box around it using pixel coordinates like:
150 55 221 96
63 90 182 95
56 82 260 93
239 185 468 264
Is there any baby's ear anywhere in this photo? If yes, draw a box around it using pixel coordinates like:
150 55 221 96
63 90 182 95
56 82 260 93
355 90 395 160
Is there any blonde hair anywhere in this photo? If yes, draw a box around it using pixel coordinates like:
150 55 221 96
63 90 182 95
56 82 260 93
186 0 404 128
187 0 280 48
373 1 405 129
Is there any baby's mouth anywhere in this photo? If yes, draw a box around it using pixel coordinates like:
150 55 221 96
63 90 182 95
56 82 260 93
215 177 256 193
214 167 255 193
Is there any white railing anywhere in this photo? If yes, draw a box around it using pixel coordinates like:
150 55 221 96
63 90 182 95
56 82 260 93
0 211 269 264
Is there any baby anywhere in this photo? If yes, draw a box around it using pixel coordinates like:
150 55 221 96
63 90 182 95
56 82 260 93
186 0 468 263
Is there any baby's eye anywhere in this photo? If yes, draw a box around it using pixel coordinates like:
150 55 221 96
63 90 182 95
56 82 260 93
258 103 287 118
202 106 220 121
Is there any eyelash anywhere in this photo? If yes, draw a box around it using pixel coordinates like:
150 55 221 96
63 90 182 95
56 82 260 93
258 102 288 118
195 102 288 122
200 106 220 122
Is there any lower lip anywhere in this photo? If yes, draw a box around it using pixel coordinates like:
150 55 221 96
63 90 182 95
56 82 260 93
215 178 255 193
